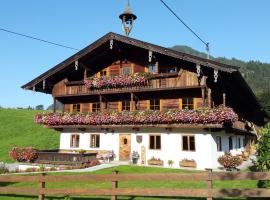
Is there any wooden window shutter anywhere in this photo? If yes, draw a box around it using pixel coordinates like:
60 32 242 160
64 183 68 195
160 99 163 111
147 100 150 110
118 101 122 112
193 98 197 110
179 99 183 110
144 67 148 73
130 101 133 111
70 104 73 112
106 67 110 76
89 103 93 112
80 104 83 113
131 64 134 74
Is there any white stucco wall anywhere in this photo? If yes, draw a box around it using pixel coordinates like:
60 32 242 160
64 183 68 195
59 128 246 170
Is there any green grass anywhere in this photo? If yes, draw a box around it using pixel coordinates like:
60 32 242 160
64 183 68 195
0 166 262 200
0 108 59 162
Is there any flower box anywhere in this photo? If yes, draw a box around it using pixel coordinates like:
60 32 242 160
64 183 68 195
148 160 164 166
179 159 197 168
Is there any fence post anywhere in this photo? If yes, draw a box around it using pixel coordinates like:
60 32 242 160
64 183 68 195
38 173 46 200
111 170 119 200
205 168 213 200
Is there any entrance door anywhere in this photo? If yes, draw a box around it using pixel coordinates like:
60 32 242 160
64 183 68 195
119 134 131 160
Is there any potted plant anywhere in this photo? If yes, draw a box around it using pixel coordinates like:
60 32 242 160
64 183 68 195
131 151 140 164
147 157 164 166
218 152 243 171
179 159 197 168
168 160 174 167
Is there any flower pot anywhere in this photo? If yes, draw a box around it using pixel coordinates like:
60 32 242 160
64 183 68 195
147 160 164 166
132 158 138 164
179 160 197 168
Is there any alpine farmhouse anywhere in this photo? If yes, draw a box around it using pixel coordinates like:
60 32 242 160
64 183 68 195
22 32 267 169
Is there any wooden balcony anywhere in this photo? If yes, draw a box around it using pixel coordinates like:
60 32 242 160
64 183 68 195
35 150 97 165
52 72 206 97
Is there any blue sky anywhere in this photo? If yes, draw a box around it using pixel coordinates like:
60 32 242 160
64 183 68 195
0 0 270 108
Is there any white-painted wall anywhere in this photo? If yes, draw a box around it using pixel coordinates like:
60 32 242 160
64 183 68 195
59 128 246 170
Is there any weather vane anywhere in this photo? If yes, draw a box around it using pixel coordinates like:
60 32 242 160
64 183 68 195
119 0 137 36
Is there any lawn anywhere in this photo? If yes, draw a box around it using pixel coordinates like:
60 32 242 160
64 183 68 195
0 165 262 200
0 108 59 163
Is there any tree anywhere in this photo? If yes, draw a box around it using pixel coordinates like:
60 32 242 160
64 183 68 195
35 105 44 110
256 122 270 188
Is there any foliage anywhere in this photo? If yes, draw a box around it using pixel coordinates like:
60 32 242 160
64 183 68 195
0 108 59 163
84 72 150 89
0 164 9 174
168 160 174 167
256 123 270 188
35 105 44 110
47 100 63 111
218 152 242 170
172 45 270 112
9 147 38 162
34 106 238 126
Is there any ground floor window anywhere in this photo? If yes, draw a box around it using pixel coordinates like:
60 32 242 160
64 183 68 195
216 136 222 151
92 102 100 113
182 135 195 151
150 99 160 110
70 134 80 148
72 104 81 112
182 97 194 110
122 101 131 111
90 134 100 148
237 137 241 149
149 135 161 150
229 137 233 151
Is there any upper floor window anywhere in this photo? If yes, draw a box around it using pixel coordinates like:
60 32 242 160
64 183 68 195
92 102 100 113
148 65 157 74
100 69 107 77
122 101 131 111
150 99 160 110
123 66 131 75
182 97 194 110
216 136 222 151
149 135 161 150
90 134 100 148
182 135 195 151
72 104 81 112
70 134 80 148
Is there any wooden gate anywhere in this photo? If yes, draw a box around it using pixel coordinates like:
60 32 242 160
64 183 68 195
119 134 131 160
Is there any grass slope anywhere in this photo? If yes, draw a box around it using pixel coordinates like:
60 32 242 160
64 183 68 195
0 166 259 200
0 108 59 163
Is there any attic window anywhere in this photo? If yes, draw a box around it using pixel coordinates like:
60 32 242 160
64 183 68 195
148 65 157 74
123 66 131 75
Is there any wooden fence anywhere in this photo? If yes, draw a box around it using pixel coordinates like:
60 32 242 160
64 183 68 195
1 169 270 200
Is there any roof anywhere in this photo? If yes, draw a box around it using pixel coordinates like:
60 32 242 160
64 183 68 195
21 32 239 91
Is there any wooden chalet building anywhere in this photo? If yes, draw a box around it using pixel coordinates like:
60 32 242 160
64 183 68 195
22 32 267 169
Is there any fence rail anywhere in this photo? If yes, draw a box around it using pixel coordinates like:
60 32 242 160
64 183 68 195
0 170 270 199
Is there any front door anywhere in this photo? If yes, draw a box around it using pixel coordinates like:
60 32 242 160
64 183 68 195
119 134 131 160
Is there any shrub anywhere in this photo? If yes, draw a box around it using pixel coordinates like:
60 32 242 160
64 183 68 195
0 165 9 174
9 147 37 163
218 152 242 170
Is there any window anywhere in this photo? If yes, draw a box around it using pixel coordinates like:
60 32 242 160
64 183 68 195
100 69 107 77
149 135 161 150
237 137 241 148
148 65 157 74
70 134 80 148
182 98 194 110
123 66 131 75
90 134 100 148
92 102 100 113
150 99 160 110
72 104 81 112
182 135 195 151
122 101 131 111
229 137 233 151
216 136 222 151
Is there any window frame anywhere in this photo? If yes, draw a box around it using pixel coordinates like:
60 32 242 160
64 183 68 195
90 134 100 148
122 66 131 76
70 134 80 148
229 137 233 151
72 104 81 112
216 136 222 152
149 135 161 150
92 102 101 113
182 135 196 151
182 97 194 110
150 99 160 111
122 101 131 111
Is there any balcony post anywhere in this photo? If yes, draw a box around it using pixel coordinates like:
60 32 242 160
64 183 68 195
53 98 56 113
201 88 205 106
131 93 135 111
207 88 212 108
99 95 103 112
223 92 226 106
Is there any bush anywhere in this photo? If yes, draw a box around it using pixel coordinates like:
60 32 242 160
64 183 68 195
0 165 9 174
9 147 38 162
218 152 242 170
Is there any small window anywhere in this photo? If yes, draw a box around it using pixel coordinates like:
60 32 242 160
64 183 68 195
182 98 194 110
148 65 157 74
216 136 222 151
72 104 81 112
92 102 100 113
70 134 80 148
90 134 100 148
182 135 195 151
100 69 107 77
229 137 233 151
150 99 160 110
122 101 131 111
237 137 241 149
149 135 161 150
123 66 131 75
123 138 128 145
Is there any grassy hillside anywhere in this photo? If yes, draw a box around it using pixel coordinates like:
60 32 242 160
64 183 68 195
0 108 59 163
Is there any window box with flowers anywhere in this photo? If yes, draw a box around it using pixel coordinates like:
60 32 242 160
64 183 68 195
147 157 164 166
179 159 197 168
